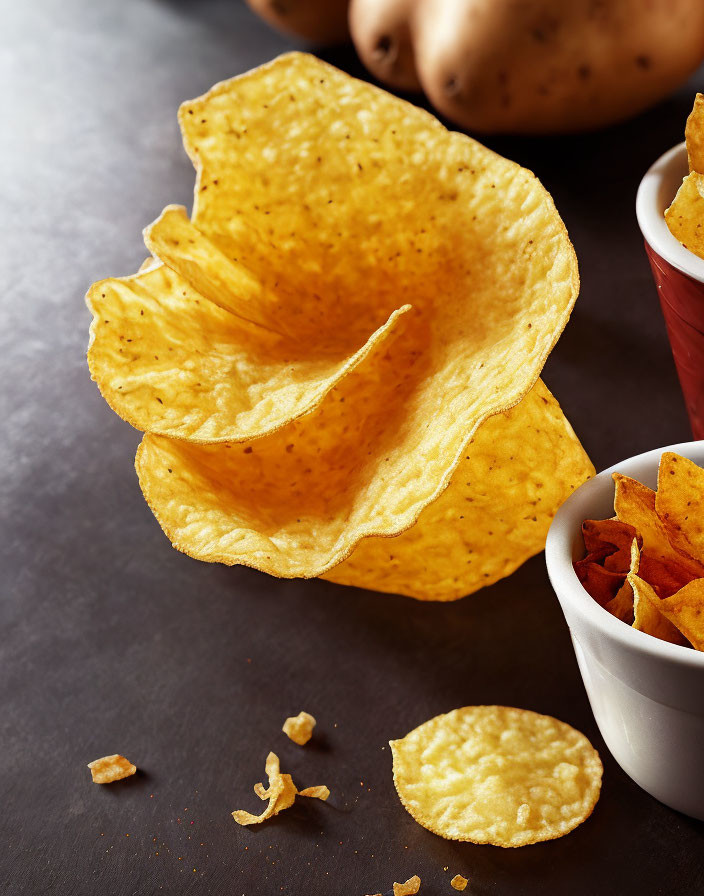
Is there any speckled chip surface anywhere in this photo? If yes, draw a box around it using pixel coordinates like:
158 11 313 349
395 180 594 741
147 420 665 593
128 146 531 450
391 706 602 847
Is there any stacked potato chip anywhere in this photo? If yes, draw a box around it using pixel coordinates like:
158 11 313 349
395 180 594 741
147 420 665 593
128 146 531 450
87 53 593 600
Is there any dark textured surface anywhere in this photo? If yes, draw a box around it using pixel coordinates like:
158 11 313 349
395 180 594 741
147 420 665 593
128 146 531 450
2 1 704 893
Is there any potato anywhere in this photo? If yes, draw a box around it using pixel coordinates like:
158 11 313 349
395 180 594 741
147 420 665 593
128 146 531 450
247 0 704 134
245 0 349 45
410 0 704 133
349 0 420 91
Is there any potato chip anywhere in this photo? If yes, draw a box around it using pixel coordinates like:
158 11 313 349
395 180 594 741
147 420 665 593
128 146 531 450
394 876 421 896
87 754 136 784
685 93 704 174
323 379 593 600
664 171 704 260
298 785 330 801
390 706 602 847
87 227 409 444
282 710 316 745
90 53 586 598
232 752 295 826
232 751 328 825
450 875 468 891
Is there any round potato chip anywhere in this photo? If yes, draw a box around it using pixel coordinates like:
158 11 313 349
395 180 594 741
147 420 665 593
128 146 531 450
390 706 602 847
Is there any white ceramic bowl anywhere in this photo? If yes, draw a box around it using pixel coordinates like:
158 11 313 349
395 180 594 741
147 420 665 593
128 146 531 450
545 442 704 820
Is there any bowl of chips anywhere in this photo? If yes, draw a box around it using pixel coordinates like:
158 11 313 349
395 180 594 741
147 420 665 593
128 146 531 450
545 442 704 821
637 95 704 439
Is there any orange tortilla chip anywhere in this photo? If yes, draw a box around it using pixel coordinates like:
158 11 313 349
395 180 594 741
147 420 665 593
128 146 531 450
655 452 704 563
685 93 704 174
232 752 298 825
656 578 704 650
613 473 704 579
629 573 690 647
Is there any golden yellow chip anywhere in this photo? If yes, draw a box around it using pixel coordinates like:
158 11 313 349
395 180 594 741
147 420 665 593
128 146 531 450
87 754 136 784
390 706 602 847
450 875 468 891
685 93 704 174
232 751 328 825
282 710 316 745
88 53 588 599
298 784 330 801
324 379 593 599
393 876 421 896
665 94 704 257
664 172 704 260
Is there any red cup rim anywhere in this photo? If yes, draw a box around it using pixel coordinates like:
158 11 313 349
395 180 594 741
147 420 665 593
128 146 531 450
636 142 704 283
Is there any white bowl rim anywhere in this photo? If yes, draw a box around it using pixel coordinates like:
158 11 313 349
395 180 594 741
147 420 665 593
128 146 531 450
635 141 704 283
545 440 704 670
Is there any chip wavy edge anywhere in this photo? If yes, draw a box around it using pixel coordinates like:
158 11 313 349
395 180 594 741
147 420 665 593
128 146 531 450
131 52 579 579
389 705 603 848
86 260 412 445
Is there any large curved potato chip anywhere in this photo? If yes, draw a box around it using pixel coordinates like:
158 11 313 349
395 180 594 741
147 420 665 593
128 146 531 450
323 379 593 600
87 206 409 443
129 53 582 590
391 706 602 847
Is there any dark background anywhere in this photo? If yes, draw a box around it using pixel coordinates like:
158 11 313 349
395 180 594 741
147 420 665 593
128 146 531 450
2 1 704 893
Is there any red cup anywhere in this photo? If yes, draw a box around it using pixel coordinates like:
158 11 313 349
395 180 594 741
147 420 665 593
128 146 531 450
637 142 704 440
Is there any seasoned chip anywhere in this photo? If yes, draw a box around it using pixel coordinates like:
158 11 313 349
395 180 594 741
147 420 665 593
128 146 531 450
394 876 421 895
655 452 704 562
685 93 704 174
324 379 593 600
391 706 602 847
664 172 704 260
298 785 330 801
232 751 328 825
647 577 704 650
87 754 136 784
613 473 704 579
630 572 689 646
450 875 468 891
282 711 316 745
92 52 587 600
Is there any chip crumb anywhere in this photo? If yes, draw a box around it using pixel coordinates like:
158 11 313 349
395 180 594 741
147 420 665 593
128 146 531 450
87 754 136 784
451 874 468 891
299 785 330 801
282 711 316 745
232 751 328 826
394 876 421 895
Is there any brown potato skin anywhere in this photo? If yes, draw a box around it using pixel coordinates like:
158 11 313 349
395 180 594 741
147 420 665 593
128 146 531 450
350 0 421 90
245 0 350 44
408 0 704 133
